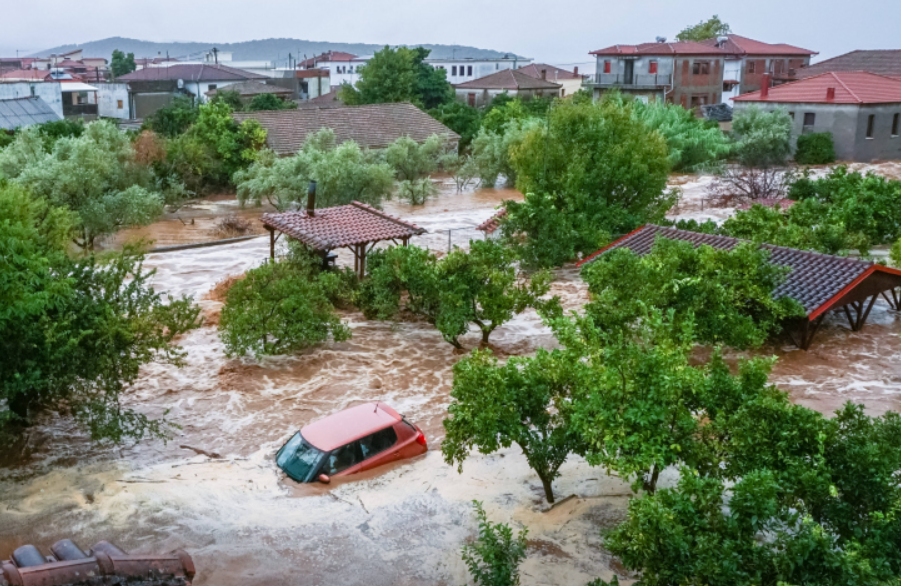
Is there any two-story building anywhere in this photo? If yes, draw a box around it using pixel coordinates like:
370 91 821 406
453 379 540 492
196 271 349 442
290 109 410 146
698 34 817 100
588 41 729 107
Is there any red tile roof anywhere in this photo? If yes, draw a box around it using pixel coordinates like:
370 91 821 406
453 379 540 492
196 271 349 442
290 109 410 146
698 34 817 56
117 63 266 82
454 69 561 90
262 201 425 250
517 63 582 81
796 49 901 80
476 208 507 234
577 224 901 319
0 69 51 80
233 102 459 155
734 71 901 104
299 51 359 68
296 69 330 78
206 80 293 96
590 41 729 56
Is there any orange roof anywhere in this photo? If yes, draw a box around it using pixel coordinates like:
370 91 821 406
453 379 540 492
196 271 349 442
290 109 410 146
591 41 728 56
302 403 401 451
518 63 582 81
698 34 817 56
734 71 901 104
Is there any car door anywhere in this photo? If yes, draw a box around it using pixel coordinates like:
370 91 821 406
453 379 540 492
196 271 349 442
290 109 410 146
356 426 400 472
322 441 365 477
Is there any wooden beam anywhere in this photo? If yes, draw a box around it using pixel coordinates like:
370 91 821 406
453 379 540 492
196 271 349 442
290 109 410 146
857 294 878 331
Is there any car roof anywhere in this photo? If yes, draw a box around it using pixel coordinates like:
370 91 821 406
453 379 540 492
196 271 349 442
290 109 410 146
301 403 402 451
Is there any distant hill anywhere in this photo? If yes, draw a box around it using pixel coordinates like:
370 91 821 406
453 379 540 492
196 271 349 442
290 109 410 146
31 37 524 63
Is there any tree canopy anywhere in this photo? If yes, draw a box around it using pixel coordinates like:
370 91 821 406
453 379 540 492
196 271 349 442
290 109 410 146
110 49 137 78
675 15 732 42
339 46 453 109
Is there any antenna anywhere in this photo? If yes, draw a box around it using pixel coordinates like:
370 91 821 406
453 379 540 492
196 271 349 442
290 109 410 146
373 402 379 413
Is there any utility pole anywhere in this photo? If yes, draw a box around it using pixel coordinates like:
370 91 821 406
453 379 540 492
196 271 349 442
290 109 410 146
212 47 219 65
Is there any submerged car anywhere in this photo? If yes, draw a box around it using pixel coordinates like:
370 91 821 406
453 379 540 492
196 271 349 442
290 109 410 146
276 402 427 483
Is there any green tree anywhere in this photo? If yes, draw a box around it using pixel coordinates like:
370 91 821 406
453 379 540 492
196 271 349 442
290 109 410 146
210 89 244 111
732 105 793 168
143 95 199 138
110 49 137 78
794 132 836 164
580 236 804 349
443 348 581 502
339 46 417 105
675 15 732 42
412 47 454 109
461 501 529 586
247 92 296 111
429 101 482 150
219 254 351 358
235 129 394 211
0 183 201 443
384 134 447 181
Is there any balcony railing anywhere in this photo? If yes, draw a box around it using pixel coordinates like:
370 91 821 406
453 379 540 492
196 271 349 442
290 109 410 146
590 73 673 88
63 103 98 117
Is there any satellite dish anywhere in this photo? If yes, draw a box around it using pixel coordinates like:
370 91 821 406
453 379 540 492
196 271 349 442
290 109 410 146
177 79 184 89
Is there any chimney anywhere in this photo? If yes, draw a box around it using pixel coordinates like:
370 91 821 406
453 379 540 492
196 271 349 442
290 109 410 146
826 87 836 101
307 181 317 217
760 74 771 98
573 66 579 75
541 68 547 80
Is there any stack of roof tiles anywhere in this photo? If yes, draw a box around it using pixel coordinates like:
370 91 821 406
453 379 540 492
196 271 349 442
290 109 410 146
476 208 508 235
234 103 460 155
578 224 898 318
262 202 425 250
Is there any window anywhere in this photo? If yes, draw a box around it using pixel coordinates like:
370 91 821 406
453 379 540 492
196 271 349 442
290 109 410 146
788 111 795 119
692 61 710 75
348 66 353 73
468 93 476 106
893 113 900 136
324 442 364 476
648 60 658 74
452 66 457 76
467 65 472 76
603 60 611 74
866 114 875 138
748 61 756 74
117 99 123 109
803 112 816 133
208 84 217 91
358 427 398 460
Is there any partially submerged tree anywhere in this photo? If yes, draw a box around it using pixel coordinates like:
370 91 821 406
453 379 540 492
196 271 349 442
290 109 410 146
429 101 482 150
732 105 793 169
385 133 448 204
461 501 529 586
443 349 581 503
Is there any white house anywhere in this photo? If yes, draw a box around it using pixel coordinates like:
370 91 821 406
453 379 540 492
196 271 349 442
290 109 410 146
426 56 532 84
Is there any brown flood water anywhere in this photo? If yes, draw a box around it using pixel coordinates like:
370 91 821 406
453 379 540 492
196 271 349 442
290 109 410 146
1 172 899 585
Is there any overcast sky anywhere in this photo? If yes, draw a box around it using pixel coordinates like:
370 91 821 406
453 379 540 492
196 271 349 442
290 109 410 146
2 0 897 69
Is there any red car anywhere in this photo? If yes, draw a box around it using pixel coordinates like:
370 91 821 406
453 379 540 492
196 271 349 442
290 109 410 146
276 403 427 483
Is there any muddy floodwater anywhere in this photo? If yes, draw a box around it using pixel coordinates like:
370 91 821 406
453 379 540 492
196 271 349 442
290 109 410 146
2 171 900 585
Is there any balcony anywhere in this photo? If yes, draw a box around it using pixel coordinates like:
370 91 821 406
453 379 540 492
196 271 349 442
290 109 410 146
63 103 98 118
588 73 672 89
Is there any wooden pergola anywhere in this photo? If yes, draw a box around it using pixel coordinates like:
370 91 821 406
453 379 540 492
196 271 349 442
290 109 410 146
261 201 426 279
578 224 901 350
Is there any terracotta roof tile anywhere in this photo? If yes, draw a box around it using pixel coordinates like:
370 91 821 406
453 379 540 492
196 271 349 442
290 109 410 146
117 63 266 82
454 69 561 90
590 41 729 56
796 50 901 79
734 71 901 104
206 80 293 96
517 63 582 81
578 224 901 317
262 201 425 249
233 102 459 156
698 34 817 56
476 208 507 234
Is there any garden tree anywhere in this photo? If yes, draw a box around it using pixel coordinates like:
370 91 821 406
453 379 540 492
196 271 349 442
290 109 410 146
247 92 296 111
0 183 201 444
580 237 804 349
340 46 453 109
461 501 529 586
384 134 448 204
235 129 394 211
219 250 352 358
509 96 673 237
187 100 267 182
675 15 731 42
480 98 529 135
35 118 85 151
732 105 793 168
210 90 244 111
7 120 166 250
110 49 137 78
143 95 199 138
470 116 537 188
794 132 836 164
0 125 46 179
443 348 583 503
428 101 482 150
439 151 479 192
412 47 455 109
357 240 557 348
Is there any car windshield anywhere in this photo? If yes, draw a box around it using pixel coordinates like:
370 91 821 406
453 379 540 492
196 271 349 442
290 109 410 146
276 432 325 482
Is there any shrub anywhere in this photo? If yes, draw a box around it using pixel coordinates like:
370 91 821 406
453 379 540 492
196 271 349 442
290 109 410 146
732 105 793 168
795 132 836 165
460 501 528 586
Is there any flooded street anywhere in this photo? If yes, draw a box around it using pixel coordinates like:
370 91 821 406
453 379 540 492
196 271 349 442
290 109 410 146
2 170 900 585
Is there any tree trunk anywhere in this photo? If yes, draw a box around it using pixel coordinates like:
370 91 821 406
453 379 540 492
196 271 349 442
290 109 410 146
643 465 660 494
480 328 492 346
539 473 555 504
8 392 32 423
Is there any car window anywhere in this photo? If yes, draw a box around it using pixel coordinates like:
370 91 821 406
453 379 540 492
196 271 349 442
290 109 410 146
324 441 364 475
276 432 326 482
359 427 398 460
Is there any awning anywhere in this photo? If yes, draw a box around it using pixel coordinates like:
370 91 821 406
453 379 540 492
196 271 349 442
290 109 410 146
59 82 99 92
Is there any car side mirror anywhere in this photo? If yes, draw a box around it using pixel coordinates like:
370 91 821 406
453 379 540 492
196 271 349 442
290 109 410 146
317 474 330 484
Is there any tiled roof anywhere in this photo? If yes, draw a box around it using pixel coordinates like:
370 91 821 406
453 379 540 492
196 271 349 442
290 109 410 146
577 224 901 319
796 50 901 79
117 63 267 81
698 34 817 56
517 63 582 81
299 51 358 68
206 80 293 96
476 208 507 234
454 69 561 90
0 69 51 80
734 71 901 104
0 96 61 130
590 41 729 56
262 201 426 250
296 69 330 78
233 102 459 156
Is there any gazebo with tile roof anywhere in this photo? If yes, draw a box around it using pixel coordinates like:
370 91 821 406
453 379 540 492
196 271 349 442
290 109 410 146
261 193 426 279
577 224 901 350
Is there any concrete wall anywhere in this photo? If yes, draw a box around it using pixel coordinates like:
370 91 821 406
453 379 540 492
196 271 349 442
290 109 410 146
0 82 63 119
733 101 901 162
97 83 130 119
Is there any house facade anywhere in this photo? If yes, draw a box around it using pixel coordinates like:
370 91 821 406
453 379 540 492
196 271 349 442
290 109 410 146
453 69 561 107
733 72 901 162
587 41 728 107
517 63 583 97
425 56 531 84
